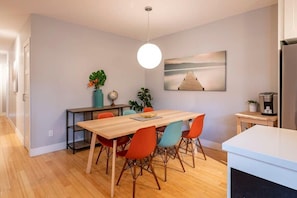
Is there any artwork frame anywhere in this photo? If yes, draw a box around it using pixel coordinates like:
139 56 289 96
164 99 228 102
164 50 227 91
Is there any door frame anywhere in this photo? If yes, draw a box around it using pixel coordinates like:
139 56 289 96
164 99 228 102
23 38 31 151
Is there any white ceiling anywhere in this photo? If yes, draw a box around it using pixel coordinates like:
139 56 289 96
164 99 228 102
0 0 277 52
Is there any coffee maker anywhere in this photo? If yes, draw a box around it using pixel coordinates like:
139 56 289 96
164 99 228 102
259 92 278 115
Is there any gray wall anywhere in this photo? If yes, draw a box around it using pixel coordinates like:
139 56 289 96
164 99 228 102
146 5 278 148
29 15 146 149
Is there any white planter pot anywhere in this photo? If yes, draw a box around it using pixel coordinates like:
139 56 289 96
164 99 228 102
249 103 257 112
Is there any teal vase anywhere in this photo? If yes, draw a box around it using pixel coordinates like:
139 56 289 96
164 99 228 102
93 89 104 108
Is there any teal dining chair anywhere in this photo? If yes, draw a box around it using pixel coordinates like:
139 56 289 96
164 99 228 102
153 120 185 182
123 109 137 138
123 109 137 115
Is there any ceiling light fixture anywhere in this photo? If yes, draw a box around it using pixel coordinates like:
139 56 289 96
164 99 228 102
137 6 162 69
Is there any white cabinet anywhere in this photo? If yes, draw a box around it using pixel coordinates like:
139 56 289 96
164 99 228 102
284 0 297 41
222 125 297 197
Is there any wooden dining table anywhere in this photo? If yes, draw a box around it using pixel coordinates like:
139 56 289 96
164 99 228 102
77 109 203 197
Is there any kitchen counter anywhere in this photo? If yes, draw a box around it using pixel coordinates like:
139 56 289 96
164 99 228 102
222 125 297 197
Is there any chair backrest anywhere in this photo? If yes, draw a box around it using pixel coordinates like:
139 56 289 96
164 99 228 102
185 114 205 139
123 109 136 115
125 126 157 159
143 107 154 112
97 112 114 119
158 120 183 147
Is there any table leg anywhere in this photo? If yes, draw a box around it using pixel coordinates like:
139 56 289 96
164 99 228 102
86 132 97 174
111 139 117 198
267 120 274 127
236 117 242 134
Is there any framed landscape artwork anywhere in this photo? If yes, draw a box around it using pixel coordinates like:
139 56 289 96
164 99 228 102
164 50 227 91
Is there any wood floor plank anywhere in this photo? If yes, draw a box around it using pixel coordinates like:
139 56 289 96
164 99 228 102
0 116 227 197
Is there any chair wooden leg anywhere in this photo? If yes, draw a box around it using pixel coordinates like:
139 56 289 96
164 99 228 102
185 139 189 154
140 159 143 176
132 161 137 198
96 145 104 164
164 148 168 182
196 138 206 160
116 159 128 185
176 139 182 158
149 158 161 190
174 145 185 172
106 147 110 174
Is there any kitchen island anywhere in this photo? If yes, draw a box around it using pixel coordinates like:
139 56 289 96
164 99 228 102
222 125 297 197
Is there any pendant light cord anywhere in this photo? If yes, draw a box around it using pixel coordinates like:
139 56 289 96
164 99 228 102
145 6 152 43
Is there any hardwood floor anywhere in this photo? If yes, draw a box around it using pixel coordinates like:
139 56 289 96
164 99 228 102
0 116 227 197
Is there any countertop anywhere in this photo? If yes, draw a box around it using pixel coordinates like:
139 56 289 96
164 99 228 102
222 125 297 172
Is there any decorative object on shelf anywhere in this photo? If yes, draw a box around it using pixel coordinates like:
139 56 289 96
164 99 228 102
88 69 106 108
137 6 162 69
248 100 258 112
108 90 118 106
129 87 153 112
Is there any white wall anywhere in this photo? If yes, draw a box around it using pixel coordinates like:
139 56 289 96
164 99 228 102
0 53 8 114
146 5 278 148
29 15 144 151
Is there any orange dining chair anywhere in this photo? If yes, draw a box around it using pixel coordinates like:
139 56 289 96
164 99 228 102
95 112 130 174
143 107 154 112
116 126 161 198
153 120 185 182
178 114 206 168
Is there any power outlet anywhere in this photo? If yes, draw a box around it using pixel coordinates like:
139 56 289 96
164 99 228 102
48 130 54 137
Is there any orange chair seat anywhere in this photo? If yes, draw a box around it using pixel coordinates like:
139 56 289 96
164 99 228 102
97 136 130 147
181 130 190 138
116 150 128 157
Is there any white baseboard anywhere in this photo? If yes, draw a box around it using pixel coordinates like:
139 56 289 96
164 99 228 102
7 117 24 145
29 142 66 157
15 127 24 145
29 137 85 157
200 138 222 151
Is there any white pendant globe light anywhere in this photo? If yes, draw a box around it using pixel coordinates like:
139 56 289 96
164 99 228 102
137 43 162 69
137 6 162 69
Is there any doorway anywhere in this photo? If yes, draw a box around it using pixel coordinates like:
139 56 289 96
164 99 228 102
0 53 8 116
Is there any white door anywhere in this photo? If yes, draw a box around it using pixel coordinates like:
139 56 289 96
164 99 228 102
24 40 30 151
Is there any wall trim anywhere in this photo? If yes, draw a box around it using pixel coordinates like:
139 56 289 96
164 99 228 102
7 117 24 145
200 138 222 151
29 142 66 157
29 137 85 157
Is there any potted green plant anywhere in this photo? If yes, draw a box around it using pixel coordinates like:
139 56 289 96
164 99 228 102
247 100 258 112
88 69 107 108
129 87 153 112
